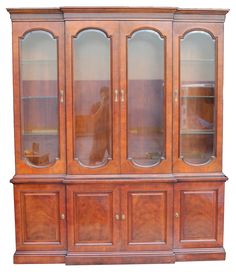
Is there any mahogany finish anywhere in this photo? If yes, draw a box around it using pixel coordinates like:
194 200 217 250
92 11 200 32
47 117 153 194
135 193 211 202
8 7 228 265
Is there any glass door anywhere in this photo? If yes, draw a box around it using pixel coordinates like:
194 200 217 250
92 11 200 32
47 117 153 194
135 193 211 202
173 23 224 172
120 21 172 174
13 22 65 174
66 21 120 174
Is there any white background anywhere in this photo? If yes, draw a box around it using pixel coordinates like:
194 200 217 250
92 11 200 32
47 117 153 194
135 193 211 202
0 0 236 271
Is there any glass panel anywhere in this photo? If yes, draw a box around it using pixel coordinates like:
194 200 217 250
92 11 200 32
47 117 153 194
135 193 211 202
128 30 165 167
73 29 111 167
20 31 58 167
180 31 216 164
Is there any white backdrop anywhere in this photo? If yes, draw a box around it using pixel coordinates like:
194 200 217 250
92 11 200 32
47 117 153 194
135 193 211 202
0 0 235 271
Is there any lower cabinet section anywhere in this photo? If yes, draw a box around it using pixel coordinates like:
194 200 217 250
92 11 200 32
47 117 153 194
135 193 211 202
174 182 224 249
13 184 67 263
13 180 226 264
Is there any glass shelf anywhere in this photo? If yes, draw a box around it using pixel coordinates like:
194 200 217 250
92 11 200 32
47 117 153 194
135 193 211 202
21 59 57 63
181 59 214 62
23 129 58 136
181 96 214 98
22 96 57 100
181 129 215 135
181 83 215 88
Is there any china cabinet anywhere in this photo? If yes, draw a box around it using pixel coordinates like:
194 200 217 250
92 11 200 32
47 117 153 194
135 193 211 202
8 7 228 264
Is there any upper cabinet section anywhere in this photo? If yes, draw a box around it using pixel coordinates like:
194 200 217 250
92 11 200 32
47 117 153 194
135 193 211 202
8 7 228 175
11 22 66 174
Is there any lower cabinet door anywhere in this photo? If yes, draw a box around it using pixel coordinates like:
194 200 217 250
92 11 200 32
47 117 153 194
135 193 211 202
174 182 224 248
121 183 173 251
14 184 66 251
67 184 120 252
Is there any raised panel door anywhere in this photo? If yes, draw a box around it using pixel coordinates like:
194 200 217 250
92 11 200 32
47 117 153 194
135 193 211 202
67 184 120 252
174 182 224 248
121 184 173 251
14 184 66 251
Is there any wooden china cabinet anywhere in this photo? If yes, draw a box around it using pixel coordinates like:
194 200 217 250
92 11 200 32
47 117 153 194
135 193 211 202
8 7 228 264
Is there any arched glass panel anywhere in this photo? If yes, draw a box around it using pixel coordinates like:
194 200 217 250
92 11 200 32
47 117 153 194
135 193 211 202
128 30 165 167
73 29 112 167
180 31 216 164
20 30 58 167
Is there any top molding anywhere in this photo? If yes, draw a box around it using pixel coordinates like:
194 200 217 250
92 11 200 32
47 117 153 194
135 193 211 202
7 7 229 22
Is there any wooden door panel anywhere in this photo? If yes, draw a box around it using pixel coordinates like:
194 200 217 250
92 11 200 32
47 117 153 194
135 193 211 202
67 184 120 251
174 182 224 248
129 192 166 243
119 21 172 174
74 192 113 243
14 184 66 251
121 183 173 251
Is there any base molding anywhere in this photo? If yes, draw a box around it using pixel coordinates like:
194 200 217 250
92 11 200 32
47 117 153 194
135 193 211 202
14 250 66 264
174 247 226 262
65 251 175 265
14 248 226 264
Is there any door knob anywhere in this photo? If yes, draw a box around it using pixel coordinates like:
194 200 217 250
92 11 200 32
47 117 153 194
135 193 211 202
115 214 120 220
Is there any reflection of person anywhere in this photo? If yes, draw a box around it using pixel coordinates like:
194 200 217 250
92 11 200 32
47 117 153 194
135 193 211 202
89 87 110 165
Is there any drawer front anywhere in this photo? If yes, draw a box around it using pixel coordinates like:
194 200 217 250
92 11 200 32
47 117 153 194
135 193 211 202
14 184 66 251
174 182 224 248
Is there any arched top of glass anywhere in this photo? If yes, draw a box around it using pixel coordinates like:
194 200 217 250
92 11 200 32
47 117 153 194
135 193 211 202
129 29 164 40
181 30 215 62
74 28 110 39
21 30 57 65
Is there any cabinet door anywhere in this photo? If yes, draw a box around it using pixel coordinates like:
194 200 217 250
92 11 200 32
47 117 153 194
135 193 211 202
14 184 66 251
67 184 120 252
174 182 224 248
173 23 224 172
66 21 120 174
13 22 66 174
119 21 172 174
121 184 173 251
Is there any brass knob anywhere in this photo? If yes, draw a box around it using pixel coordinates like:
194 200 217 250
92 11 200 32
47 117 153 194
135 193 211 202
175 212 179 218
61 213 65 220
121 214 125 221
115 214 120 221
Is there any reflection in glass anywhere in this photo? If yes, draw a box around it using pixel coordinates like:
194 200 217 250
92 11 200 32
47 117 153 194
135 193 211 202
20 31 58 166
180 31 216 164
128 30 165 166
73 29 112 167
